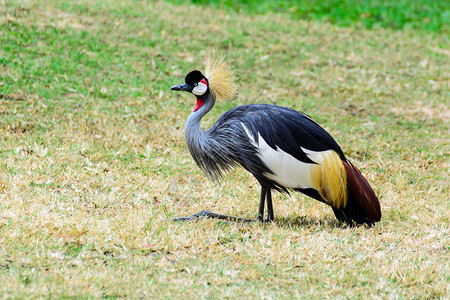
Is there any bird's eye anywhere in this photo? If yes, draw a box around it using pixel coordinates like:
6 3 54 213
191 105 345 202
194 83 198 87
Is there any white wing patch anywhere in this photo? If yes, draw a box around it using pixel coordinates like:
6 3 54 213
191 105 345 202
241 123 329 189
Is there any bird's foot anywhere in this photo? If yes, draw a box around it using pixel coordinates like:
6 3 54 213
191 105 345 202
257 215 274 223
172 210 254 223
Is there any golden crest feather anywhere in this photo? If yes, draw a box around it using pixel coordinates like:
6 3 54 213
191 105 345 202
204 52 238 101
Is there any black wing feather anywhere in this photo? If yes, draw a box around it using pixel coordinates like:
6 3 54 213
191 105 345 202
219 104 346 162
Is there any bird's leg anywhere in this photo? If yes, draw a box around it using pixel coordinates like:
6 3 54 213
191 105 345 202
257 187 267 221
172 186 273 223
172 210 254 223
266 188 274 222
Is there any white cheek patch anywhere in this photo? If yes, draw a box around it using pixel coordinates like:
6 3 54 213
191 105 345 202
192 80 208 96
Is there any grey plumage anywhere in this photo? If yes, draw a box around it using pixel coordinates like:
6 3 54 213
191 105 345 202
184 92 270 184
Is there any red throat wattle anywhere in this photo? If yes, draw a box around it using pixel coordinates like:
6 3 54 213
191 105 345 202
193 98 203 112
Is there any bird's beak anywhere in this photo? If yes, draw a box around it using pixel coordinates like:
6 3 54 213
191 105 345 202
170 83 191 92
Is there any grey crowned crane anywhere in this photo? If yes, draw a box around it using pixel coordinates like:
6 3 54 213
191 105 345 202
170 55 381 225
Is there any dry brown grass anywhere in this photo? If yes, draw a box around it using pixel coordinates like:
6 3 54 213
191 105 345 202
0 0 449 298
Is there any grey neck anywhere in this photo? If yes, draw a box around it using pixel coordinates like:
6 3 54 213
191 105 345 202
183 91 239 182
185 92 215 140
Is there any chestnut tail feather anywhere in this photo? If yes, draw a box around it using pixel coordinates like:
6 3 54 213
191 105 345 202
334 161 381 225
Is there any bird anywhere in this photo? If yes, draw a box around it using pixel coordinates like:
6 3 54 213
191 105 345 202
169 54 381 225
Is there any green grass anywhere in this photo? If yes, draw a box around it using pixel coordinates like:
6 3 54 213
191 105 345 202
171 0 450 32
1 0 449 298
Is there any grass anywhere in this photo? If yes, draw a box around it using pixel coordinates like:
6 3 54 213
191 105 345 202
171 0 450 32
0 0 449 298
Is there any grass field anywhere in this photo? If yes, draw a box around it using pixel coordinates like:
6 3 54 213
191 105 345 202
1 0 449 298
172 0 450 32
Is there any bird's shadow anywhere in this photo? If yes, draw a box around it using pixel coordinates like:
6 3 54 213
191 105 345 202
170 212 350 230
273 215 347 230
